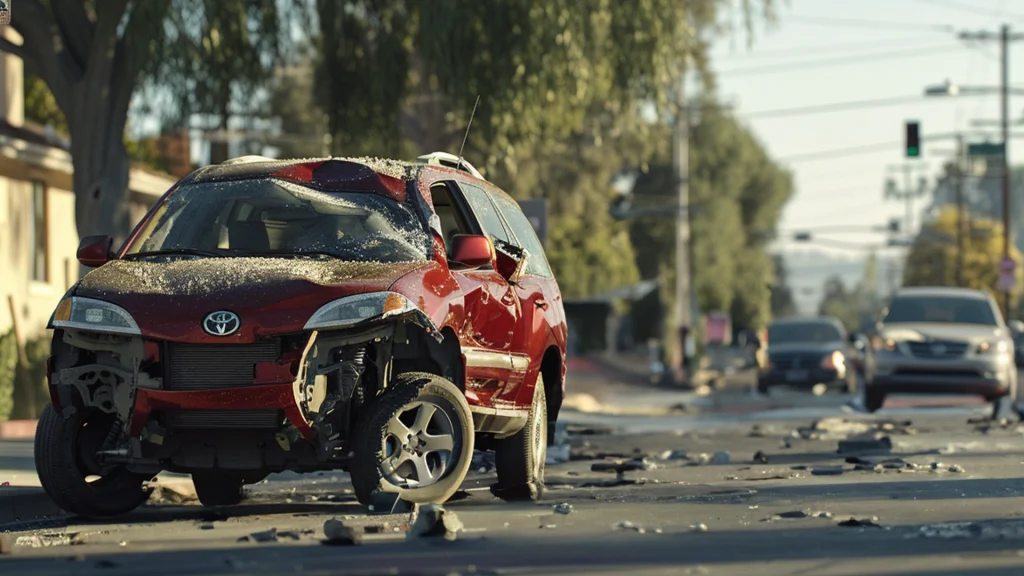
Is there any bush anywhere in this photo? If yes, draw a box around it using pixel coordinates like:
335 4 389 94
12 335 51 419
0 330 15 422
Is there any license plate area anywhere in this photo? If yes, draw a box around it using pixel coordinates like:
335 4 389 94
786 370 808 381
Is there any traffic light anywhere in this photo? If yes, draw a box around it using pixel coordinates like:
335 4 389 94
905 121 920 157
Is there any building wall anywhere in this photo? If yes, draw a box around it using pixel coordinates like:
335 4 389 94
0 176 77 338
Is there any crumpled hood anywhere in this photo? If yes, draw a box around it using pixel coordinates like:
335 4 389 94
881 322 1006 344
74 257 430 342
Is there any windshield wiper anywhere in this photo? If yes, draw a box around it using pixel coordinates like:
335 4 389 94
123 249 230 260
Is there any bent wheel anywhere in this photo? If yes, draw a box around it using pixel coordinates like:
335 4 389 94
34 405 150 518
493 376 547 502
350 372 473 506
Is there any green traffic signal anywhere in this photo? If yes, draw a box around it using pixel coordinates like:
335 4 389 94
907 146 919 157
905 121 920 158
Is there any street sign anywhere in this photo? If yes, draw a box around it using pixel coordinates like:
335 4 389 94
999 272 1016 292
1000 256 1016 275
968 142 1005 157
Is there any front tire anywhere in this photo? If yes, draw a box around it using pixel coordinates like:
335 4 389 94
493 376 547 502
864 388 885 413
34 405 150 518
350 372 473 506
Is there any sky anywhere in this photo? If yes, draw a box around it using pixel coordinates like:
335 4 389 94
712 0 1024 266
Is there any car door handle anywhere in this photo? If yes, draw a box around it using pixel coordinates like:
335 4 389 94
535 299 549 311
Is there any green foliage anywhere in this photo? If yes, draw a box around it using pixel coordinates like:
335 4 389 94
0 330 15 422
817 255 883 333
11 335 50 420
903 206 1024 301
24 70 68 134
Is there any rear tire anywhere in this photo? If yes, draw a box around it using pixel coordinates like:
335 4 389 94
350 372 473 506
34 405 150 518
192 472 249 506
864 389 885 413
493 376 547 502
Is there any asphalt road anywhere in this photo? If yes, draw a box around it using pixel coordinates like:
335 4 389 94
4 373 1024 575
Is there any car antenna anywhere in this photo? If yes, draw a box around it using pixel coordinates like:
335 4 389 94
456 95 480 173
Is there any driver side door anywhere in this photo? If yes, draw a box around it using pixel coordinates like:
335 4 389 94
431 181 521 406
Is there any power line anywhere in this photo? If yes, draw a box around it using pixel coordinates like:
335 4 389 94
915 0 1024 20
780 15 956 33
718 45 964 77
714 35 945 60
743 94 938 120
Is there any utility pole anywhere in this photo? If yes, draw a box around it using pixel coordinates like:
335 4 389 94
673 79 693 387
959 25 1024 318
955 133 966 286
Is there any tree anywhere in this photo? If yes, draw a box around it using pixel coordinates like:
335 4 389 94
903 206 1024 302
817 275 861 331
3 1 295 244
770 255 797 318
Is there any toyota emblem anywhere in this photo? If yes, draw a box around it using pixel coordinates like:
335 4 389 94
203 311 240 336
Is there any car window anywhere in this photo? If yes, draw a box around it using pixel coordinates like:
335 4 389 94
460 183 512 245
883 296 999 326
768 322 842 345
125 178 430 263
489 192 553 278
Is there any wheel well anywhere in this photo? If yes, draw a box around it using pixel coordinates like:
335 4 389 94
391 324 464 391
540 346 563 427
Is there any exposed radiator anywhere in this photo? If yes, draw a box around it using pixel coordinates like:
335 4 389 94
165 340 279 390
167 409 281 429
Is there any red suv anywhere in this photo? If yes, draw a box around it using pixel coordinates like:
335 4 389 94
38 156 566 517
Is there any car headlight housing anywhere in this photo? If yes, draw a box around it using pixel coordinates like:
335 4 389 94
50 296 141 335
821 350 845 370
977 340 1009 354
304 291 419 330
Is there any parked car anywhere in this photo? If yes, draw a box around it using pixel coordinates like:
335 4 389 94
757 317 856 395
38 154 567 517
864 286 1015 416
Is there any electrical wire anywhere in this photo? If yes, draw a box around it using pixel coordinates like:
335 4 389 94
779 142 902 163
780 15 956 33
718 44 965 77
714 35 946 60
914 0 1024 20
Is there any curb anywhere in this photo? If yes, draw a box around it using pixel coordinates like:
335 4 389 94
0 487 65 531
0 420 37 440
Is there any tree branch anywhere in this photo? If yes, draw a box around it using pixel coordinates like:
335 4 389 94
52 0 93 70
0 36 25 60
9 0 72 111
86 0 127 78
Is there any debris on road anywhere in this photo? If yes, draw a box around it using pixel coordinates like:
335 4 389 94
711 451 730 465
553 503 573 515
659 450 688 460
471 450 496 473
811 466 844 476
691 523 709 532
239 528 282 543
407 504 463 542
565 424 616 436
837 516 881 528
694 453 711 465
774 510 809 519
14 532 80 548
753 450 769 464
836 435 893 455
616 520 644 533
147 482 199 505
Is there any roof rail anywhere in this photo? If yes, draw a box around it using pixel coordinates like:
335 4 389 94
221 155 278 166
416 152 484 180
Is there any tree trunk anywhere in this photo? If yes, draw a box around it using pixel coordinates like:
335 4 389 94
70 138 132 244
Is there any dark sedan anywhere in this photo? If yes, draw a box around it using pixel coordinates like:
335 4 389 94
757 317 857 395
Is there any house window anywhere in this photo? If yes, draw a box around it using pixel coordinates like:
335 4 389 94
30 181 47 283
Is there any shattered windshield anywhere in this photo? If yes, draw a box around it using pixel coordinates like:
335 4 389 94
768 322 842 345
125 178 429 263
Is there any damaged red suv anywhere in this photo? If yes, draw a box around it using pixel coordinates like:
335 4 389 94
39 155 566 517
